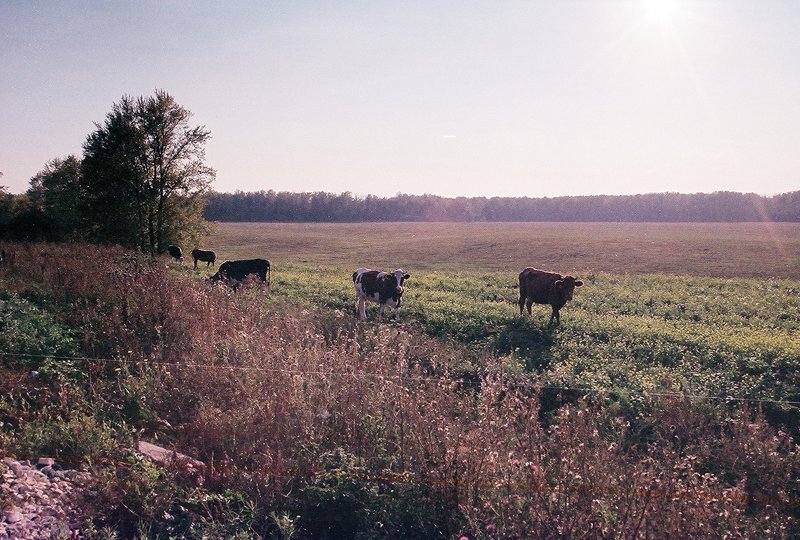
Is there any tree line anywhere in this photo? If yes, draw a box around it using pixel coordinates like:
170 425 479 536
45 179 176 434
2 88 798 246
0 90 214 251
205 189 800 223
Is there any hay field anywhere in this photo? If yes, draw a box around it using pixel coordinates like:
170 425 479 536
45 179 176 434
207 221 800 279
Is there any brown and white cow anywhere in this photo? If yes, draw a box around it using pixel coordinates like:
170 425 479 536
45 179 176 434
518 267 583 325
353 268 410 322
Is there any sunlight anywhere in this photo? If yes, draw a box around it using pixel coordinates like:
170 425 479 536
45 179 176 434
644 0 678 24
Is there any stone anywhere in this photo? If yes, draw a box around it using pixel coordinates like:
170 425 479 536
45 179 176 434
3 509 23 524
0 458 91 540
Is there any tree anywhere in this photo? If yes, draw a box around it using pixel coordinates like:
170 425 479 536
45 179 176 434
81 90 214 252
27 155 84 240
0 175 38 240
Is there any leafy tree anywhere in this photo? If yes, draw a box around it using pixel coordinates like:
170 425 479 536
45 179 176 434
27 155 84 240
0 177 38 240
81 90 214 252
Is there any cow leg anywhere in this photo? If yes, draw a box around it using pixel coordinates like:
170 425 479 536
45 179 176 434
378 304 386 321
193 259 198 269
393 306 401 322
518 294 526 314
549 307 560 325
358 297 367 321
525 298 534 315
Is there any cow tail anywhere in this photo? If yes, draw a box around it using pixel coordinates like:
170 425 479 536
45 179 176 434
267 265 271 291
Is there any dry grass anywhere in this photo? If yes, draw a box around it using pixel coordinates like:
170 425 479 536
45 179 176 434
208 222 800 279
2 241 799 537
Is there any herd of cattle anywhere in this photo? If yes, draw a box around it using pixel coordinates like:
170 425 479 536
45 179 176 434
168 245 271 289
167 245 584 325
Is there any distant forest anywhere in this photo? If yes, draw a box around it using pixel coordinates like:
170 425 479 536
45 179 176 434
205 190 800 223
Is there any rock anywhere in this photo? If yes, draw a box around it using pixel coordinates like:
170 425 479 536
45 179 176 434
35 458 55 468
27 469 47 481
0 458 91 540
136 440 206 485
3 510 23 524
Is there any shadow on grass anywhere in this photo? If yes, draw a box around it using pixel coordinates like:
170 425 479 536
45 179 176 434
493 315 557 371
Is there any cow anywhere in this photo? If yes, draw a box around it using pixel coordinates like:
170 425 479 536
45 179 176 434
353 268 410 322
210 259 271 290
167 245 183 263
191 248 216 269
518 267 584 325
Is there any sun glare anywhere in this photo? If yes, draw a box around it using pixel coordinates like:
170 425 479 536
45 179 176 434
644 0 677 23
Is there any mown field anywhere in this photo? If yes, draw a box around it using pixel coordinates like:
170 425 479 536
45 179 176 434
207 221 800 278
1 224 799 538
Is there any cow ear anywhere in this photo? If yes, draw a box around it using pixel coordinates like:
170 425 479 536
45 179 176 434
403 273 410 280
574 280 584 287
554 280 564 288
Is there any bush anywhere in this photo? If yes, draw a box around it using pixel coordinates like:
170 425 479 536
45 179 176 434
0 292 78 380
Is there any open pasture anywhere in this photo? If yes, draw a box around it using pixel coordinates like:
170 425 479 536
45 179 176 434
202 222 800 417
3 239 800 536
207 221 800 279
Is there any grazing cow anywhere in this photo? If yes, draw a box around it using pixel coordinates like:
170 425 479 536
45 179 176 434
191 248 216 269
518 267 584 325
167 245 183 263
353 268 410 322
210 259 271 289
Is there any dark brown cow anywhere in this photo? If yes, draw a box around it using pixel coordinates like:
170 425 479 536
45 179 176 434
353 268 410 321
518 267 584 325
191 248 216 269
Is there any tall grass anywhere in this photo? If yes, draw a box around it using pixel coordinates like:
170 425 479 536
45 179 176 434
0 241 798 538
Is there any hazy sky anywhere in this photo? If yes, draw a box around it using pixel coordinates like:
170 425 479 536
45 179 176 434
1 1 798 197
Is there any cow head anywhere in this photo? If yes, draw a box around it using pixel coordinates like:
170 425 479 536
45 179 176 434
392 269 410 295
554 276 583 301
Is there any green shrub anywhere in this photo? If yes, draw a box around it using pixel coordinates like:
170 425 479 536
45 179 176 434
0 292 79 380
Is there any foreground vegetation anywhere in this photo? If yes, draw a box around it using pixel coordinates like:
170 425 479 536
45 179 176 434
1 240 799 538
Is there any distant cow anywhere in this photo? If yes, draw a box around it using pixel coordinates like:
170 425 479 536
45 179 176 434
353 268 410 322
518 267 584 325
210 259 271 289
167 245 183 263
191 249 216 269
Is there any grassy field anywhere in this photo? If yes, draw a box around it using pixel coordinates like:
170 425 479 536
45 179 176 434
2 229 800 537
202 222 800 419
207 221 800 278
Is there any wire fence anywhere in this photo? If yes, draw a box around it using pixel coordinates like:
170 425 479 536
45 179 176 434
3 350 800 509
2 350 800 407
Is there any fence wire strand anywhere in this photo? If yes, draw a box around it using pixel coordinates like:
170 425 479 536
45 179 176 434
2 350 800 407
